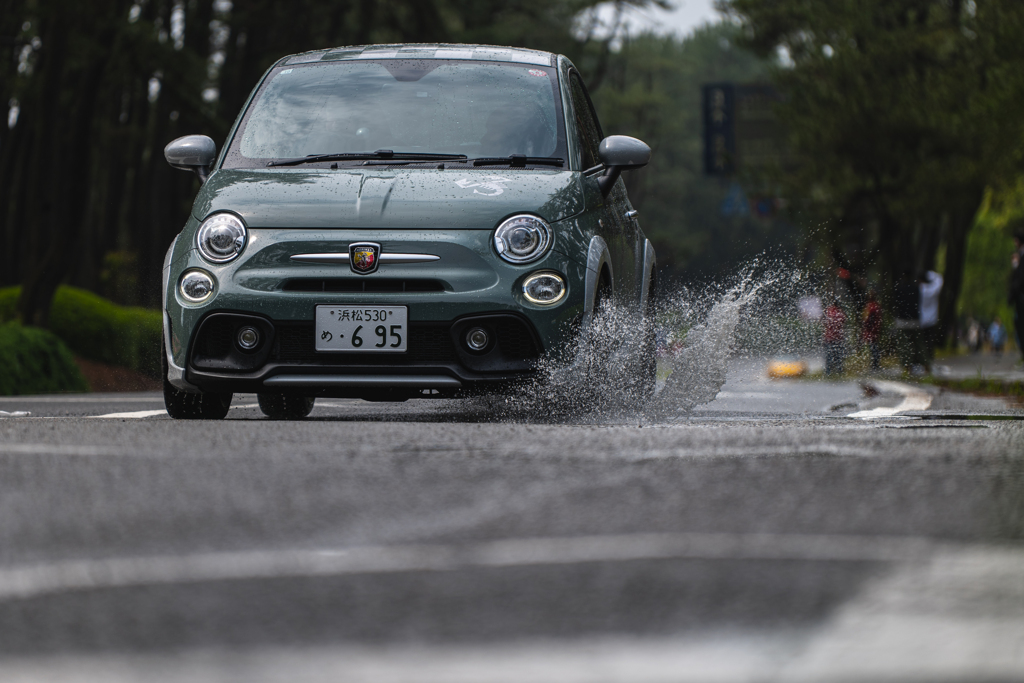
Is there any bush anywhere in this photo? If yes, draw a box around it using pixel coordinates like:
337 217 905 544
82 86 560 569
959 184 1021 344
0 322 89 395
0 286 162 378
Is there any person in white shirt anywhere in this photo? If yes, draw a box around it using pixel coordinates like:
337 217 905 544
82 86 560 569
918 270 943 371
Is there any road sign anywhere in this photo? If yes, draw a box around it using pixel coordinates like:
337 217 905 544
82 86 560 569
703 83 785 176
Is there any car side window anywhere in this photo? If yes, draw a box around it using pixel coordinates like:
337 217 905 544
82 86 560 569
568 71 603 171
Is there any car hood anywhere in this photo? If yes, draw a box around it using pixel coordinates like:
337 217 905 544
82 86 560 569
192 168 584 229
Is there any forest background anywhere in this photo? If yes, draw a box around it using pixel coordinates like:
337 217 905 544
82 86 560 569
0 0 1021 345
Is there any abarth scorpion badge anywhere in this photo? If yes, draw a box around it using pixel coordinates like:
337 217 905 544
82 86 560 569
349 242 380 274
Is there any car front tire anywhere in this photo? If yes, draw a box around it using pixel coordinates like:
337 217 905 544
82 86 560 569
257 393 315 419
162 341 232 420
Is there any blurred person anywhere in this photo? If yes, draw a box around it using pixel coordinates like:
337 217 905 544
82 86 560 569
861 290 882 371
798 294 822 321
832 248 868 311
1010 230 1024 357
989 317 1007 355
824 299 846 376
893 270 920 372
966 316 982 353
918 270 943 373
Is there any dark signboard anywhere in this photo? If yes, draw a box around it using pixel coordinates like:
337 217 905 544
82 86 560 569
703 83 736 175
703 83 785 176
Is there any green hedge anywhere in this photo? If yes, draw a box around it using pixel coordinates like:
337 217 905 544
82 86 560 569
0 286 162 378
0 322 89 395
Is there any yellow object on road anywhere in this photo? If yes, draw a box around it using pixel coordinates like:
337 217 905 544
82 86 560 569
767 358 808 379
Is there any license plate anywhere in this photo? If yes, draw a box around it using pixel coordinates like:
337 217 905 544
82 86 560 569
315 305 407 353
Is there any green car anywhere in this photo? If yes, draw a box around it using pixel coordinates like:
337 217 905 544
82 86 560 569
162 43 655 419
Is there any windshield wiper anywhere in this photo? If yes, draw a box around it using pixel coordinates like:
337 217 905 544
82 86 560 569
267 150 468 167
471 155 564 168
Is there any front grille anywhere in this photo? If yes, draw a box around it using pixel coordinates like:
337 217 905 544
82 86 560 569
282 279 445 293
194 316 235 358
495 318 540 359
273 323 457 364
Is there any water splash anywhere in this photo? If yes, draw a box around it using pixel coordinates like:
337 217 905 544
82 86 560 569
647 269 777 418
470 261 800 424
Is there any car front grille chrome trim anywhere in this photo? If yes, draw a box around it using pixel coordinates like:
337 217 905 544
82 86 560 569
290 253 440 264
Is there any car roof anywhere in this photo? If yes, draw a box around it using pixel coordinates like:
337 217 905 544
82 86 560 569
281 43 557 68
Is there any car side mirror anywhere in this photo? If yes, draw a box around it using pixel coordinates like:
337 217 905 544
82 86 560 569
165 135 217 184
597 135 651 196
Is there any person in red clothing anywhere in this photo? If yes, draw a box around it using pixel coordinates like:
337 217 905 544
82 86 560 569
824 299 847 376
861 289 882 371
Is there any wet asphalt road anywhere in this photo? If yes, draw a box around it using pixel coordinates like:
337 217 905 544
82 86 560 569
0 363 1022 682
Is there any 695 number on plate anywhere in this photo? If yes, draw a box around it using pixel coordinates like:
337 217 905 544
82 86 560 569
314 305 407 353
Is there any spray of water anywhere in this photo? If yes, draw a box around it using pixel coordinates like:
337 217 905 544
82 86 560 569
461 259 811 424
648 284 756 417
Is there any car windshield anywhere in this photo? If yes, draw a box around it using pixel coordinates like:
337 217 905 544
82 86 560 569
224 59 567 167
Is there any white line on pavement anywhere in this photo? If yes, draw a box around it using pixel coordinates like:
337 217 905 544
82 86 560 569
0 532 1003 603
0 444 126 456
4 549 1022 683
0 634 809 683
89 403 261 419
0 396 164 403
716 391 782 399
88 409 168 419
848 380 933 419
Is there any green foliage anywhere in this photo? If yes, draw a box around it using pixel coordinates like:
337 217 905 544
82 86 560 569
959 185 1022 339
921 375 1024 401
0 287 162 378
718 0 1024 334
0 323 89 396
590 25 793 278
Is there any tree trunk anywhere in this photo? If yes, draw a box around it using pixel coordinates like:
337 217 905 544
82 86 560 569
937 190 985 348
16 4 119 326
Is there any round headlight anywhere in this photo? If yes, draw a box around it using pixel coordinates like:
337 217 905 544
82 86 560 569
179 269 215 303
494 214 551 264
197 213 247 263
522 271 566 305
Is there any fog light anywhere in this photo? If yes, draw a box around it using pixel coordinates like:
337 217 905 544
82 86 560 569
522 271 566 305
179 269 214 303
237 326 259 350
465 327 490 352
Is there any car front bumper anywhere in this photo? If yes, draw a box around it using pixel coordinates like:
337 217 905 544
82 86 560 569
164 227 587 395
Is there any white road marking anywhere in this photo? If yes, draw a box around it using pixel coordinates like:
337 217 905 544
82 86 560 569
0 444 125 456
0 634 808 683
2 544 1023 682
88 409 168 419
0 532 999 603
89 403 260 419
715 391 781 399
0 396 163 403
848 380 933 419
780 549 1024 681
